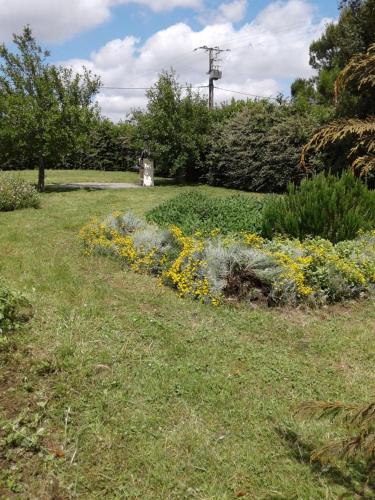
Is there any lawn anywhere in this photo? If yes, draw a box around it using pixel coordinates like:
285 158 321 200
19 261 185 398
11 169 141 185
1 170 374 498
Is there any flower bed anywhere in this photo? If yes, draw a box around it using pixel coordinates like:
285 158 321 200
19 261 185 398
79 212 375 307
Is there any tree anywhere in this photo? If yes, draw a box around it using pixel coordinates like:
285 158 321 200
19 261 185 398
311 0 375 69
0 26 101 190
291 0 375 106
301 44 375 178
291 78 317 103
135 70 211 181
64 118 138 171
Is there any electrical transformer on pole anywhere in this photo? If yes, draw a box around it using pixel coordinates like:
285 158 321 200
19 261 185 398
194 46 230 110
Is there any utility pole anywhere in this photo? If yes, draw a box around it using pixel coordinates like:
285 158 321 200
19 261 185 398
194 46 230 109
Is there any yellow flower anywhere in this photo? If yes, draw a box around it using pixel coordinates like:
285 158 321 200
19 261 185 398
242 232 265 248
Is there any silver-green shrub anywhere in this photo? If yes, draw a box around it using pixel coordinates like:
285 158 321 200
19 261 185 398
132 227 171 253
105 211 145 236
205 238 285 302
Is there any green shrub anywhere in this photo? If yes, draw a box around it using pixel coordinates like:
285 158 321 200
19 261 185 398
146 191 265 235
0 282 32 334
206 101 324 193
262 172 375 243
0 174 40 211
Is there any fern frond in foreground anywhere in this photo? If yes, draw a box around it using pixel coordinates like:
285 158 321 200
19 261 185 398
295 400 375 466
300 118 375 175
337 43 375 93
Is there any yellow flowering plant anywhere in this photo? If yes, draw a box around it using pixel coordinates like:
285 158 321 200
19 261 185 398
162 226 219 304
79 211 375 307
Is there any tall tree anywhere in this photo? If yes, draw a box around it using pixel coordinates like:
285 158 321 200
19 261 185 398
291 0 375 105
0 26 101 190
301 43 375 178
135 70 211 181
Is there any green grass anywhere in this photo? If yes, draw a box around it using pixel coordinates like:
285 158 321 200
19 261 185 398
0 170 374 498
9 168 141 185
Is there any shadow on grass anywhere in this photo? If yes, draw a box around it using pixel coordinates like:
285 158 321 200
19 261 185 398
44 184 107 193
43 178 193 192
154 178 177 187
276 426 373 497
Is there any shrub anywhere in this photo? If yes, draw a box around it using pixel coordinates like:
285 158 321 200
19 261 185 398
206 101 324 193
146 191 265 235
62 119 138 171
0 282 32 334
262 172 375 243
0 174 40 211
105 211 145 236
80 212 375 307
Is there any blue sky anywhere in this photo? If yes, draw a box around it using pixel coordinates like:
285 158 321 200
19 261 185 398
0 0 340 119
47 0 338 61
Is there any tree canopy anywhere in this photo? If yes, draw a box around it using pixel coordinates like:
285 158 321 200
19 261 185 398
292 0 375 106
0 26 101 190
301 43 375 179
135 70 211 181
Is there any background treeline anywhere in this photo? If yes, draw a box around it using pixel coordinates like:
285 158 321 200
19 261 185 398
0 0 374 191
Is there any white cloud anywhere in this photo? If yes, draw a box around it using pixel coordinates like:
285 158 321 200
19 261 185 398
116 0 202 11
215 0 247 24
0 0 202 43
198 0 247 25
62 0 330 121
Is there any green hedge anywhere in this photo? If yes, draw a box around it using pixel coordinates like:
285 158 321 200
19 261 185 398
206 101 324 193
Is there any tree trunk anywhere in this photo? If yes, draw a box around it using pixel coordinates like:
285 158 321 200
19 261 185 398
38 156 45 192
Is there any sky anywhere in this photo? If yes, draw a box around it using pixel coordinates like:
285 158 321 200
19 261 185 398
0 0 339 121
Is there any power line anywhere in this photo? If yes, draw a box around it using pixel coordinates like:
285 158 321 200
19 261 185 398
101 85 208 91
100 84 279 102
215 86 277 100
102 86 149 90
97 19 321 95
95 19 322 87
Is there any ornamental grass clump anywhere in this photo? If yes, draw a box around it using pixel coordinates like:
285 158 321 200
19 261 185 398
80 211 375 307
262 172 375 243
0 174 40 212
